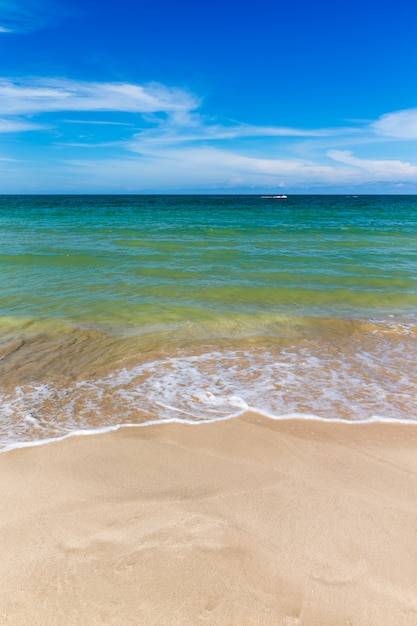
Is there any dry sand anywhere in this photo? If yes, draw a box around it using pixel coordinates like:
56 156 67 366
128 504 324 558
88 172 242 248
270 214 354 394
1 413 417 625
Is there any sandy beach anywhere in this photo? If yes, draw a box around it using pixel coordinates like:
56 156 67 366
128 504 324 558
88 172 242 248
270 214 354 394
1 413 417 625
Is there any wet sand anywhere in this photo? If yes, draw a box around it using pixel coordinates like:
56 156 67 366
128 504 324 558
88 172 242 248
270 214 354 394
1 413 417 625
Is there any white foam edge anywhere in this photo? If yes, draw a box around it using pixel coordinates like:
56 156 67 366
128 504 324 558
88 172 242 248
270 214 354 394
1 407 416 455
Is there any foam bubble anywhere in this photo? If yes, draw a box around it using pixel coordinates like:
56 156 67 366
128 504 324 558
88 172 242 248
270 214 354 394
1 330 417 453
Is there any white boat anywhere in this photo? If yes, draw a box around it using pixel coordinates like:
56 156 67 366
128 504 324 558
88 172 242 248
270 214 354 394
272 195 287 199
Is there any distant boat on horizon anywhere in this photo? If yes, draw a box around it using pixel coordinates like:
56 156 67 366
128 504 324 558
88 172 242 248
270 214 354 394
261 195 288 199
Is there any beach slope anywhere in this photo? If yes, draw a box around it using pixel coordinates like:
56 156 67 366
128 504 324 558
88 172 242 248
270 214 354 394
1 414 417 625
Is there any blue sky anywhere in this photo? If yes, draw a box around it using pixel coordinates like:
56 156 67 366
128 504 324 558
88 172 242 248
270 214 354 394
0 0 417 193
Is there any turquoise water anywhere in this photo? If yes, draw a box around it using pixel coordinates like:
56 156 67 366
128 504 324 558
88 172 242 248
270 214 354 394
1 195 417 448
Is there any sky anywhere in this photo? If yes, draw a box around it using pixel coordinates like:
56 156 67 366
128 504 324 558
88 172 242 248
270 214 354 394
0 0 417 193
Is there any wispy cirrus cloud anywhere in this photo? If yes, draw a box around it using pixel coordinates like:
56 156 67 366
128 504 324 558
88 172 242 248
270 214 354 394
127 119 339 151
0 78 199 115
0 117 43 131
327 150 417 179
46 147 375 193
0 77 336 142
44 150 352 192
0 0 60 33
371 108 417 139
1 141 416 193
62 119 135 126
0 77 341 142
0 76 417 191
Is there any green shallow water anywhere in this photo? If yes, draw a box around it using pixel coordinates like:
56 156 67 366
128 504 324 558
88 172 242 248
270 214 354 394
1 194 417 446
1 194 417 326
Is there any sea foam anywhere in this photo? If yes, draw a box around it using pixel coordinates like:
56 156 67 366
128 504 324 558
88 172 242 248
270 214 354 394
1 340 417 452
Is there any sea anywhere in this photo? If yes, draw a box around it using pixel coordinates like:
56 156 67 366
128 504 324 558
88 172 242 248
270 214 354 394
1 194 417 451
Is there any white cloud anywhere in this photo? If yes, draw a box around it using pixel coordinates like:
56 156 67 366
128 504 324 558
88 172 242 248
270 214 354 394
2 143 417 193
0 117 43 132
327 150 417 180
0 0 61 33
62 119 134 126
59 147 359 192
87 146 415 190
127 110 345 157
0 78 341 141
128 121 333 151
0 76 417 191
0 78 199 115
372 108 417 139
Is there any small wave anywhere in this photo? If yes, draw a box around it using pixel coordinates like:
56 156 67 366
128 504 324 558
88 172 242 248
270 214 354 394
1 338 417 452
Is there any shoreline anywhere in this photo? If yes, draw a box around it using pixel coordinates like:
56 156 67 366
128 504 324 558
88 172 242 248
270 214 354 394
1 413 417 624
2 408 417 455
